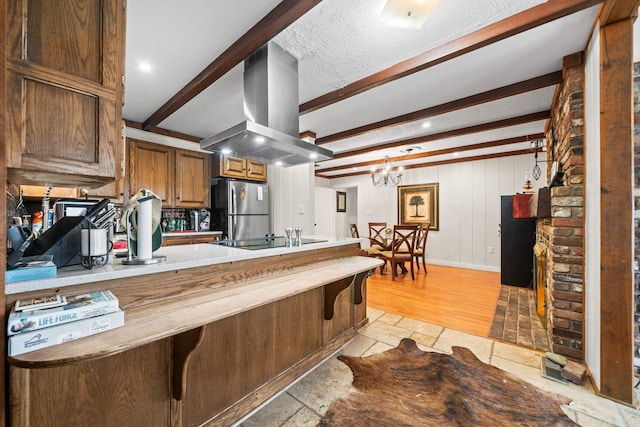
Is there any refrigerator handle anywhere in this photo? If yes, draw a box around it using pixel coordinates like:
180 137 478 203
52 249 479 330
229 183 236 240
230 183 237 215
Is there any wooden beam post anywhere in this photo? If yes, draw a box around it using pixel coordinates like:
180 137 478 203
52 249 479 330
599 17 634 404
1 0 7 422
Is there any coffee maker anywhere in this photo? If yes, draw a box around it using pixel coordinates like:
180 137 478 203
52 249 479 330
199 209 210 231
190 209 210 231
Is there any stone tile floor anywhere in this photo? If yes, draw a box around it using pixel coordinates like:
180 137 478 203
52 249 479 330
237 308 640 427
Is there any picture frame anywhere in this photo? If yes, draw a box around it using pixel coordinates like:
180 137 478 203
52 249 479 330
397 183 439 230
336 191 347 212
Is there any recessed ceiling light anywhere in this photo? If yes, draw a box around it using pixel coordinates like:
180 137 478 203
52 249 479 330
309 153 318 160
138 62 153 73
255 136 266 144
221 148 232 155
275 160 283 167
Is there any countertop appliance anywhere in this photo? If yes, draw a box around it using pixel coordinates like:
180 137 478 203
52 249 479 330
53 198 107 223
189 209 210 232
210 236 327 251
211 180 270 240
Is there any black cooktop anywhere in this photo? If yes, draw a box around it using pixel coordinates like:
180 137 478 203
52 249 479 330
210 236 327 250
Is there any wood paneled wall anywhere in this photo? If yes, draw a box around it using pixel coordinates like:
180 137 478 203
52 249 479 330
326 153 545 272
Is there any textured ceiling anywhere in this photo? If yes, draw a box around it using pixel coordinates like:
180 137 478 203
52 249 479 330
274 0 546 101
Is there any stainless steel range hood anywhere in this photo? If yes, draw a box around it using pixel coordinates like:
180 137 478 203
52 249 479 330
200 42 333 167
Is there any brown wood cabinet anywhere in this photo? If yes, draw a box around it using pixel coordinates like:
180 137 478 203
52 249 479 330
10 341 171 427
84 180 126 205
129 139 210 208
5 0 125 188
86 123 127 204
129 139 175 206
174 149 210 208
212 153 267 181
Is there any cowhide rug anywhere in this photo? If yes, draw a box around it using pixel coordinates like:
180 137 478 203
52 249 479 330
318 338 577 426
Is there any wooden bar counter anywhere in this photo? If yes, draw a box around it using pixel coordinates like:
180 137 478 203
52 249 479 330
5 238 382 427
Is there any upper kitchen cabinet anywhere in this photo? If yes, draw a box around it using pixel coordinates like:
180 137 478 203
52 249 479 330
175 149 210 208
5 0 126 188
129 139 210 208
212 153 267 182
84 179 126 205
129 139 174 206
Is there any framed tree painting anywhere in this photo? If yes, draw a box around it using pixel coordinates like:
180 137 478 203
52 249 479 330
397 183 439 230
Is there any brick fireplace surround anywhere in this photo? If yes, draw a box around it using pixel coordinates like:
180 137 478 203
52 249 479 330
537 52 585 360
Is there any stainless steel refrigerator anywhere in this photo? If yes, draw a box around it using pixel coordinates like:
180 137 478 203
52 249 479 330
211 180 270 240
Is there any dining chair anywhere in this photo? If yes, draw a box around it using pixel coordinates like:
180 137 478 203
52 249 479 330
379 225 418 281
349 223 359 238
413 223 430 273
350 222 380 257
368 222 388 251
365 222 388 271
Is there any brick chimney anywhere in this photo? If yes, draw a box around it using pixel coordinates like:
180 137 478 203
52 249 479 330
537 52 585 360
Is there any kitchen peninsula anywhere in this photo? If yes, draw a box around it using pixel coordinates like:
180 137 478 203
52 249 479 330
6 238 382 427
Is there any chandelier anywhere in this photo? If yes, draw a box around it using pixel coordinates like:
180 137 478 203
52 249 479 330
371 156 403 188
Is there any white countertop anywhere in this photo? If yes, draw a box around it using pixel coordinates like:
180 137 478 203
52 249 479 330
6 237 365 295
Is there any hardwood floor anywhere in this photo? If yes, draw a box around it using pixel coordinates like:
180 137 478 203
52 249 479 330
366 263 502 337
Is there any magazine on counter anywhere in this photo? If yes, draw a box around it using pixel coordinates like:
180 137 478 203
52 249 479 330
14 294 66 311
8 309 125 356
8 290 120 336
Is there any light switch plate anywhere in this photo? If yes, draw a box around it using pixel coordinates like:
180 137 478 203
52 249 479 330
297 204 305 214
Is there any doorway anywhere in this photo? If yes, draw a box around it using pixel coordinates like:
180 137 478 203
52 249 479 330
314 186 358 238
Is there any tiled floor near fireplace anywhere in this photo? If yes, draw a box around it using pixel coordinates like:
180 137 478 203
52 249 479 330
237 308 640 427
488 285 550 351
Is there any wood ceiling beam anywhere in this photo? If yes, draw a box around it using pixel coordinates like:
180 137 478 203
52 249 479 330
317 148 537 179
315 134 545 173
329 110 550 160
125 120 201 143
599 0 640 25
300 0 603 115
315 72 561 145
141 0 323 131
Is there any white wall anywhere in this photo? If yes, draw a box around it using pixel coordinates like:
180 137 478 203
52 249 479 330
324 153 545 272
269 163 316 237
584 22 601 390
